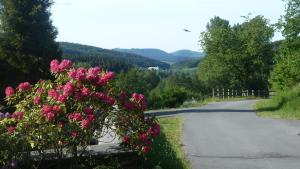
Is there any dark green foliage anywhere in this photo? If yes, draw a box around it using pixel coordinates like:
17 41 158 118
116 68 160 96
60 42 170 70
64 54 133 73
0 0 61 100
171 57 203 69
270 0 300 90
148 73 205 109
148 83 188 109
198 16 274 91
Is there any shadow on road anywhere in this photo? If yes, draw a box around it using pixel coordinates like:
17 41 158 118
147 108 254 117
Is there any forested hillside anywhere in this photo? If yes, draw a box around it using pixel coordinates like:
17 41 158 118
59 42 170 72
171 57 203 69
114 48 203 63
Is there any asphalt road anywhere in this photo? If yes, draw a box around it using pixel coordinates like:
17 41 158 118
151 100 300 169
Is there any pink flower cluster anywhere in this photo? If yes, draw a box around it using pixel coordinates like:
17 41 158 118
68 68 87 81
94 92 115 105
97 72 115 86
12 112 24 121
68 66 115 87
148 123 160 137
42 105 61 121
122 121 160 154
86 67 101 81
4 82 31 98
7 126 16 135
18 82 31 91
33 96 42 105
68 111 95 129
50 59 73 73
5 86 15 97
131 93 147 111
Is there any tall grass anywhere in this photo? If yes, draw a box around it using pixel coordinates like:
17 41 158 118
255 85 300 120
142 117 191 169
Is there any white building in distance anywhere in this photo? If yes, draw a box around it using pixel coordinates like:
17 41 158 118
147 66 159 71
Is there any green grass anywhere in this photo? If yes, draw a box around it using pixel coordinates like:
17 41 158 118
255 85 300 120
143 117 191 169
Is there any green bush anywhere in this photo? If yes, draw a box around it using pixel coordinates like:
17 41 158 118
148 83 188 109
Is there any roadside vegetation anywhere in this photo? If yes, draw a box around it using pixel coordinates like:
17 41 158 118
255 85 300 120
143 117 191 169
255 0 300 120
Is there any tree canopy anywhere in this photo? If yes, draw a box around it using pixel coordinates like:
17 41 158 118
0 0 61 99
198 15 274 90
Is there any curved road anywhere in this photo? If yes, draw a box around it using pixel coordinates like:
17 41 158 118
153 100 300 169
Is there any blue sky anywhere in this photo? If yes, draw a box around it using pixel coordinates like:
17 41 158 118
52 0 286 52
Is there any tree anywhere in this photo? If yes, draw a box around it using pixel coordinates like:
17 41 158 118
198 16 274 91
270 0 300 90
0 0 61 100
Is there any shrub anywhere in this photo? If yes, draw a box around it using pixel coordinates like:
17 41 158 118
0 59 160 168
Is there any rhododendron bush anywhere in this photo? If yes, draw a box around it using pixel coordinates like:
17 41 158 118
0 59 160 168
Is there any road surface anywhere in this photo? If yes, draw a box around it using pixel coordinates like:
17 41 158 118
153 100 300 169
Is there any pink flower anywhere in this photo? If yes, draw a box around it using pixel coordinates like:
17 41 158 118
148 124 160 137
94 92 115 105
58 59 73 71
7 126 16 134
68 113 83 121
81 119 90 129
86 67 101 81
76 68 87 81
42 105 52 114
18 82 31 91
139 133 148 142
131 93 145 102
63 82 74 96
52 105 61 113
50 59 60 73
5 86 15 97
81 87 90 97
71 131 79 138
12 112 24 120
48 89 59 99
123 135 130 144
104 72 115 81
68 69 77 79
37 88 44 94
97 72 115 86
57 95 67 103
84 107 93 115
33 96 42 105
142 146 151 154
45 112 55 121
87 114 96 121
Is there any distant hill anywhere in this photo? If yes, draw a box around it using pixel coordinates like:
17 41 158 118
59 42 170 72
171 50 204 58
114 48 176 63
114 48 204 64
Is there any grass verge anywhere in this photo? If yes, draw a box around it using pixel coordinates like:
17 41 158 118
255 86 300 120
143 116 191 169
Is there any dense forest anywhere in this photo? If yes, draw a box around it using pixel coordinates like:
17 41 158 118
60 42 171 72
